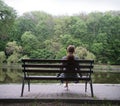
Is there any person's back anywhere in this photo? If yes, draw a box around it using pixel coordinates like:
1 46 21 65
62 55 78 78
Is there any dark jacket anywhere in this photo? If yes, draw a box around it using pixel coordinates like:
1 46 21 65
57 56 80 79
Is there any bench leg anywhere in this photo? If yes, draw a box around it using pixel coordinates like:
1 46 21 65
85 81 87 92
90 80 94 97
21 78 25 97
28 80 30 92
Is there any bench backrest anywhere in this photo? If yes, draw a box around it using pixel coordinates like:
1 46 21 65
22 59 94 76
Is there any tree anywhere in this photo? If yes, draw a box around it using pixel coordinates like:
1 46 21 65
44 38 62 55
55 48 66 59
75 46 95 60
21 11 54 41
21 31 39 56
54 16 71 37
30 49 55 59
5 41 22 57
0 8 119 64
0 0 16 50
95 12 120 64
69 16 87 39
36 18 54 41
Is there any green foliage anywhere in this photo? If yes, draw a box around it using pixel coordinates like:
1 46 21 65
55 48 66 59
0 51 6 63
70 16 87 38
91 43 103 62
54 16 71 36
0 0 120 64
86 52 96 60
44 39 62 54
75 46 96 60
0 0 16 30
19 55 29 60
60 34 82 48
7 52 19 64
0 0 16 51
4 41 22 63
5 41 22 56
60 34 72 45
36 16 54 41
30 49 55 59
21 31 39 55
91 43 103 54
8 11 120 64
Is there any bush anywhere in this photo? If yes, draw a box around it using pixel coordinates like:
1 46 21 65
0 51 6 63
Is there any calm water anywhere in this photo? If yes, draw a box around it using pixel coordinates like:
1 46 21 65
0 64 120 83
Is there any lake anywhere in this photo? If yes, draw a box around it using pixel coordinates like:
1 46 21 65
0 63 120 83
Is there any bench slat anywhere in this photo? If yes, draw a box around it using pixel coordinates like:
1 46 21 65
22 59 94 63
25 76 91 81
23 69 93 73
22 64 93 69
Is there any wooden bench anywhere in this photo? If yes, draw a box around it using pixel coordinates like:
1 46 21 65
21 59 94 97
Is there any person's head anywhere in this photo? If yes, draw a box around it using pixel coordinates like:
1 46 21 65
66 45 75 60
67 45 75 54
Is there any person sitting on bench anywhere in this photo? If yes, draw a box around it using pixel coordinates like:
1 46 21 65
58 45 80 90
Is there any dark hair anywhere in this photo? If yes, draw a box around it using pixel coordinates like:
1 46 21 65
67 54 74 60
67 45 75 53
66 45 75 60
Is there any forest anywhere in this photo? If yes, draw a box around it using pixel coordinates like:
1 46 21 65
0 0 120 64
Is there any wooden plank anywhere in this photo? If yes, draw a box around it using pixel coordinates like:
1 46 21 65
25 76 91 81
22 64 93 68
23 69 93 73
22 59 94 63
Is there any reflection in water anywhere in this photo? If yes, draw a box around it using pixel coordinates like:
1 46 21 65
0 63 22 83
0 63 120 83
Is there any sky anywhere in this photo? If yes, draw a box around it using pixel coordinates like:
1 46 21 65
4 0 120 16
